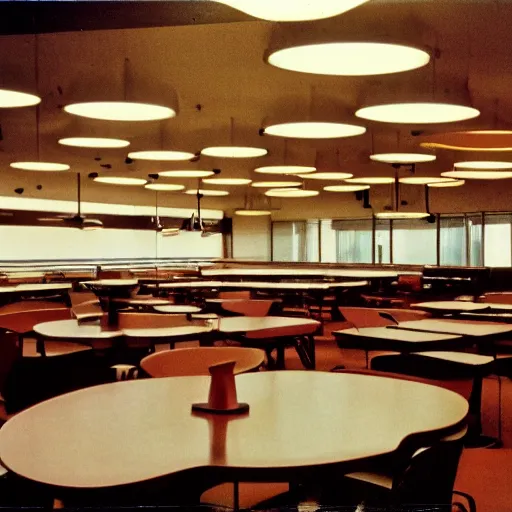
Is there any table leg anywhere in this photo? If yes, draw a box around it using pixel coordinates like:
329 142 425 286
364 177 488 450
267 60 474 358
275 344 286 370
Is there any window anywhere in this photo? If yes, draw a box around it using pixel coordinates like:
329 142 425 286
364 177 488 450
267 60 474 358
272 221 302 262
332 219 373 263
375 220 391 264
305 221 320 262
484 213 512 267
392 218 437 265
467 214 483 267
320 220 337 263
440 216 466 266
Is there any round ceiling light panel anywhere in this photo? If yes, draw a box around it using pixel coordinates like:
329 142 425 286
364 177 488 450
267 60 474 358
235 210 272 216
420 130 512 151
10 162 70 172
374 212 430 219
453 161 512 170
93 176 148 185
158 170 215 178
263 122 366 139
268 42 430 76
144 183 185 191
251 181 302 188
128 150 195 161
201 147 267 158
0 89 41 108
428 179 465 188
370 153 436 164
254 165 316 175
216 0 369 21
399 177 457 185
345 177 395 184
441 170 512 180
184 189 229 196
265 188 319 198
324 185 370 192
64 101 175 122
356 103 480 124
202 178 252 185
299 172 354 180
59 137 130 149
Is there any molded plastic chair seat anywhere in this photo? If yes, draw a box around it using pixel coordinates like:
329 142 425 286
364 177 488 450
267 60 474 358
22 339 92 358
140 346 265 377
221 299 274 317
117 312 189 329
218 291 251 300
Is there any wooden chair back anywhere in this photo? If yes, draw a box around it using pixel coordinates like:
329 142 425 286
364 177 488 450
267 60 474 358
221 300 274 317
0 309 73 335
480 292 512 304
219 291 251 300
0 301 66 315
338 307 395 329
141 347 265 377
117 312 190 329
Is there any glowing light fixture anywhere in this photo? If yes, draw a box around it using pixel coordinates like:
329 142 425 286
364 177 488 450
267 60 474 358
184 189 229 197
428 179 465 188
255 165 316 175
235 210 272 216
420 130 512 152
268 43 430 77
299 172 353 180
128 150 195 161
64 101 175 122
93 176 148 185
345 177 395 185
374 211 430 219
201 146 267 158
59 137 130 149
454 161 512 170
356 103 480 124
202 178 252 185
441 170 512 180
399 177 457 185
0 89 41 108
265 188 319 198
216 0 369 21
158 170 215 178
263 121 366 139
144 183 185 191
10 162 70 172
370 153 436 164
324 185 370 192
251 181 302 188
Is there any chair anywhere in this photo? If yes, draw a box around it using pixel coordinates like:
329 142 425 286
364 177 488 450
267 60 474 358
480 292 512 305
140 346 265 377
221 299 274 317
218 291 251 300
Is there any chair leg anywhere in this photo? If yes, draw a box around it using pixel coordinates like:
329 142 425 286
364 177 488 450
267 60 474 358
452 490 477 512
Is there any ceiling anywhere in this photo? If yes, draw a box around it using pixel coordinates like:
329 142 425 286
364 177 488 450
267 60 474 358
1 0 512 211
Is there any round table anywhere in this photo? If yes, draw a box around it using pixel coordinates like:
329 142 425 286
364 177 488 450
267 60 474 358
0 371 468 492
411 301 490 315
153 305 202 314
0 283 72 306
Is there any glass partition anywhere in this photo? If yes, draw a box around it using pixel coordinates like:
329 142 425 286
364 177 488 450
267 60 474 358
440 216 466 266
392 218 437 265
484 213 512 267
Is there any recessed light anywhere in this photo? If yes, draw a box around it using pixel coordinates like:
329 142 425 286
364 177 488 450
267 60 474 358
441 170 512 180
268 42 430 76
128 150 195 161
0 89 41 108
254 165 316 175
263 122 366 139
184 189 229 196
202 178 252 185
251 181 302 188
158 170 215 178
299 172 353 180
345 177 395 184
324 185 370 192
58 137 130 149
374 212 430 219
356 103 480 124
93 176 148 185
64 101 175 122
265 188 319 198
399 177 457 185
370 153 436 164
10 162 70 172
144 183 185 191
428 179 465 188
235 210 272 216
201 147 267 158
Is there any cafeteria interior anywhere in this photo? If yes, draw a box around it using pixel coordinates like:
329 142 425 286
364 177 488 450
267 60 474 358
1 1 512 511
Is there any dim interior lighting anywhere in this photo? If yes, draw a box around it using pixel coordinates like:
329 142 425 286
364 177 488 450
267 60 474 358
64 102 175 122
268 43 430 76
420 130 512 151
374 212 430 219
299 172 354 180
428 179 465 188
93 176 148 185
202 178 252 185
201 147 268 158
265 188 319 198
263 122 366 139
254 165 316 175
58 137 130 149
0 89 41 108
158 170 215 178
441 170 512 180
216 0 369 21
454 161 512 170
128 150 195 161
345 177 395 184
144 183 185 191
251 180 302 188
10 162 70 172
184 189 229 196
356 103 480 124
324 185 370 192
370 153 436 164
235 210 272 216
399 177 457 185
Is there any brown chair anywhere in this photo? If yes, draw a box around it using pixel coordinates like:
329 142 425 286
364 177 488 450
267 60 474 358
117 312 189 330
218 291 251 300
140 346 265 377
221 299 274 317
480 292 512 304
0 301 66 315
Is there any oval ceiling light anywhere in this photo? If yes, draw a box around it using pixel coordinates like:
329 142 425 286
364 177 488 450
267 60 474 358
324 185 370 192
399 177 457 185
10 162 70 172
345 177 395 184
356 103 480 124
374 211 430 219
59 137 130 149
216 0 369 22
144 183 185 191
265 188 319 198
267 42 430 76
235 209 272 216
299 172 353 180
0 88 41 108
454 161 512 170
255 165 316 175
428 179 465 188
184 189 229 197
263 122 366 139
251 180 302 188
420 130 512 152
202 178 252 185
93 176 148 185
441 170 512 180
158 170 215 178
64 101 175 122
128 150 195 161
201 146 267 158
370 153 436 164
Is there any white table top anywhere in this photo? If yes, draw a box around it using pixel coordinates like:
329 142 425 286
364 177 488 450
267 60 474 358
153 305 202 314
391 319 512 337
112 298 174 307
0 371 468 488
0 283 72 294
122 325 212 339
81 279 139 287
153 280 368 291
335 326 462 343
219 316 320 334
202 268 398 279
411 301 490 312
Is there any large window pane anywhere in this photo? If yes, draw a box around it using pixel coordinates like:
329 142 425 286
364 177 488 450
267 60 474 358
320 220 337 263
440 216 466 266
392 218 437 265
484 213 512 267
305 220 320 262
467 214 483 266
272 221 298 261
333 219 372 263
375 220 391 264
